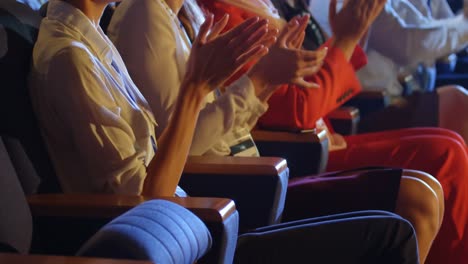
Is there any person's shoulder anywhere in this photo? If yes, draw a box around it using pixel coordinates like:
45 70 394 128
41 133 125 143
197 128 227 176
34 42 96 85
115 0 166 18
34 22 95 72
53 42 95 66
109 0 172 38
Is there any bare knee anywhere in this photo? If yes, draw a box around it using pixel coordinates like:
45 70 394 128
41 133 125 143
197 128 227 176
401 170 445 229
402 170 443 201
396 176 441 262
396 176 440 234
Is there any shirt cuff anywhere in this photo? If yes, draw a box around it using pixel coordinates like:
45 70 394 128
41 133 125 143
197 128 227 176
228 74 268 116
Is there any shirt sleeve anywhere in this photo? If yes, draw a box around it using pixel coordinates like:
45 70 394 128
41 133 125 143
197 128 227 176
190 75 268 155
368 1 468 66
199 0 362 131
43 46 148 194
110 0 266 156
258 44 362 130
350 45 368 71
431 0 455 19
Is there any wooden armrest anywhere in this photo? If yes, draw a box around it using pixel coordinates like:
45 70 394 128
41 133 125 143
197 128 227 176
27 194 236 222
251 129 328 143
28 195 238 264
0 253 151 264
181 155 289 230
327 107 360 120
250 129 329 176
327 107 360 135
184 155 288 176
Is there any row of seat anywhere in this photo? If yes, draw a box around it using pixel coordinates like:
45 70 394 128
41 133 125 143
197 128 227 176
0 1 341 263
0 0 393 263
0 134 214 263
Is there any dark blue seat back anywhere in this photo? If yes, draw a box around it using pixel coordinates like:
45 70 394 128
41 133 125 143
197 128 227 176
0 135 33 254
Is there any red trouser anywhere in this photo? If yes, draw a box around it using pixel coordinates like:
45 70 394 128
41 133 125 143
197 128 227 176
328 127 468 264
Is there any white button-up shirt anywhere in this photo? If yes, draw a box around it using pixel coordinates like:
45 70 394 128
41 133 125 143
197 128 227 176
108 0 267 156
309 0 468 95
359 0 468 95
29 0 157 194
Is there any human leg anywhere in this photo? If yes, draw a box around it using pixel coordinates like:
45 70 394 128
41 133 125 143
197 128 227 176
438 85 468 144
396 176 440 264
283 168 439 263
343 127 466 149
235 211 419 264
402 170 445 227
328 134 468 264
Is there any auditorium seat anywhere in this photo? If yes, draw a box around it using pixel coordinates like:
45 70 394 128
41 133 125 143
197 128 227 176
0 135 213 264
0 133 239 263
0 0 289 235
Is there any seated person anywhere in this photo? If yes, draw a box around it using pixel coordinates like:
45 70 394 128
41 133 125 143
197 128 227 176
108 0 443 262
28 0 423 262
258 1 468 263
109 1 467 262
310 0 468 142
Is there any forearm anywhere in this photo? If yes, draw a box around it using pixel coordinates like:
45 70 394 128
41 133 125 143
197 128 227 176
143 84 205 196
330 37 358 61
247 69 278 103
258 46 362 130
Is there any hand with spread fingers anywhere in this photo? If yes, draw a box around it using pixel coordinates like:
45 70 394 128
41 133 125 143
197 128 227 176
183 14 275 95
248 15 328 91
329 0 386 58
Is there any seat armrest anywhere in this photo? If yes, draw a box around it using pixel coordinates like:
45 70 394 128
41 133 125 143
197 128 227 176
0 253 152 264
27 194 235 222
327 107 360 135
344 90 390 116
28 194 238 264
181 156 289 231
251 129 328 177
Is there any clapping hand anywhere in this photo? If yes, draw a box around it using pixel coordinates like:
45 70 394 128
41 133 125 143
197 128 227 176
329 0 386 47
183 14 276 95
249 15 328 89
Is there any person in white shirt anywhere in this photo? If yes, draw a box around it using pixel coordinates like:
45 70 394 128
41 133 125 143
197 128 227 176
309 0 468 143
108 0 327 157
29 0 273 196
27 1 426 262
108 0 446 262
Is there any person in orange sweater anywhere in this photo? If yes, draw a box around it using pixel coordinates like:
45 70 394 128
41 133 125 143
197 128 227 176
198 0 468 263
109 0 442 262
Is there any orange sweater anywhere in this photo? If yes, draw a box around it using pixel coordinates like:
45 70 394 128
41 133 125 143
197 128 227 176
199 0 366 131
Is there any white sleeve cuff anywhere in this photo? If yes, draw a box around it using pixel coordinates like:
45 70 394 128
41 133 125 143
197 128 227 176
227 75 268 116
